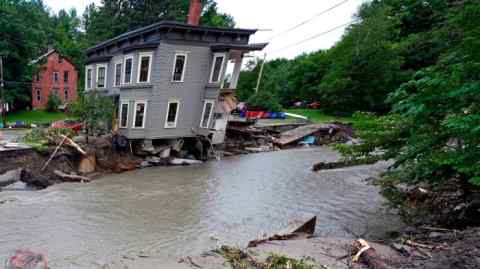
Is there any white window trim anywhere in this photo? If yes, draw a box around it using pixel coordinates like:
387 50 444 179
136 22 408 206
200 100 215 129
164 99 181 129
171 52 188 82
114 61 123 87
123 55 134 84
136 52 153 83
85 66 93 90
132 100 148 129
209 53 226 83
96 64 108 88
53 71 59 83
119 100 130 129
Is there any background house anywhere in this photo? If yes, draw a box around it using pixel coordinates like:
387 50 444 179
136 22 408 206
31 49 78 110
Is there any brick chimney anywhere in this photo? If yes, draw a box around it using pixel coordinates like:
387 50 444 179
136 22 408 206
187 0 202 26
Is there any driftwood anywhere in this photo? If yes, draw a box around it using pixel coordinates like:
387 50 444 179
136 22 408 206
61 135 87 155
41 135 68 171
350 239 386 269
53 170 91 182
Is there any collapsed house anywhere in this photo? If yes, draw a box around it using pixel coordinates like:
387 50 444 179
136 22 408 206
84 0 267 153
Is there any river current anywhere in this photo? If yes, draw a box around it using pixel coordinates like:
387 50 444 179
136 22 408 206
0 147 402 268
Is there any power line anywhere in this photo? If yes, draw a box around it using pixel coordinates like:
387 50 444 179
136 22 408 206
268 20 359 55
265 0 352 42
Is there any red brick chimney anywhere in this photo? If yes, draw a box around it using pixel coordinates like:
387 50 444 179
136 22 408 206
187 0 202 26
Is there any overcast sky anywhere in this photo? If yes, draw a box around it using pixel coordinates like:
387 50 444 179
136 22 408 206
44 0 368 60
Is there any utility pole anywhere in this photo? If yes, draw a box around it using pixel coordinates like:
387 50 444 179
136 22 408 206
255 53 267 93
0 56 6 127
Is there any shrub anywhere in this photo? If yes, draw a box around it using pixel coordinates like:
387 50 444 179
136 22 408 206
69 92 114 138
45 93 61 112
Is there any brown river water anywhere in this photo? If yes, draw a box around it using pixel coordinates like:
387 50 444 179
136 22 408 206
0 147 402 268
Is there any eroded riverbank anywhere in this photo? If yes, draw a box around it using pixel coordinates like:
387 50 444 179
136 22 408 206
0 147 402 268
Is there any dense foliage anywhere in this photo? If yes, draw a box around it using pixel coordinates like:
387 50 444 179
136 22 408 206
338 0 480 187
45 93 61 112
0 0 233 109
69 92 114 137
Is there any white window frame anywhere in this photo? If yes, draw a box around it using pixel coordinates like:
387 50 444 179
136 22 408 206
136 52 153 83
85 66 93 90
119 100 130 128
209 53 226 83
96 64 108 88
171 52 188 82
132 100 148 129
123 55 134 84
200 100 215 129
164 99 181 128
114 61 123 87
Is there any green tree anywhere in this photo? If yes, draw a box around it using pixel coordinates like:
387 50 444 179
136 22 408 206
69 92 114 138
46 93 61 112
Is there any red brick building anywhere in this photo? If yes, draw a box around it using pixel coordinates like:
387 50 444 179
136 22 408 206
31 50 78 109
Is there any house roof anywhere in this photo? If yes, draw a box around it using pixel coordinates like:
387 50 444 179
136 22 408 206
86 21 258 54
29 49 56 65
211 43 269 52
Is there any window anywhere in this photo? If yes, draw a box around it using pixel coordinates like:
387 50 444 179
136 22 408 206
119 101 129 128
64 88 68 101
53 72 59 83
200 100 214 128
114 62 122 87
222 59 236 89
209 54 225 83
86 67 93 89
133 101 147 128
64 71 69 83
172 53 187 82
137 52 152 83
165 99 180 128
36 73 41 81
58 57 63 63
96 64 107 88
123 56 133 84
36 89 41 101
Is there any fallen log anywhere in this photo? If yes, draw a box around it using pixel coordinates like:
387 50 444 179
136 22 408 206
41 135 67 171
61 135 87 155
53 170 91 182
351 239 386 269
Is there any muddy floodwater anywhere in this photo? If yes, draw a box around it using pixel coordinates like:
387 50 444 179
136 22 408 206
0 147 402 268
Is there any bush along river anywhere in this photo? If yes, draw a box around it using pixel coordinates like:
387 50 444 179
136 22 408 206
0 147 403 268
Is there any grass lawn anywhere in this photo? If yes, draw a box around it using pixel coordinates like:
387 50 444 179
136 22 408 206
6 110 72 125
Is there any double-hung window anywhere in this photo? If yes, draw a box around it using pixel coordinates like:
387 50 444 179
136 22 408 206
96 64 107 88
114 62 123 87
200 100 215 128
64 71 69 82
172 53 187 82
119 101 129 128
123 56 133 84
165 99 180 128
64 88 68 101
53 72 59 83
86 66 93 90
133 101 147 128
36 89 41 101
209 54 226 83
137 52 153 83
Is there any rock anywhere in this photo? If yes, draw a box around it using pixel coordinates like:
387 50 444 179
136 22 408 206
169 158 203 166
146 156 162 165
138 161 152 168
0 169 23 188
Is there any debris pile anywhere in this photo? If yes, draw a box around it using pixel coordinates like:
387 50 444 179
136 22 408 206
222 122 354 156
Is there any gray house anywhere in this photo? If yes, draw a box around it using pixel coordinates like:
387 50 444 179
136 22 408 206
84 3 266 147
